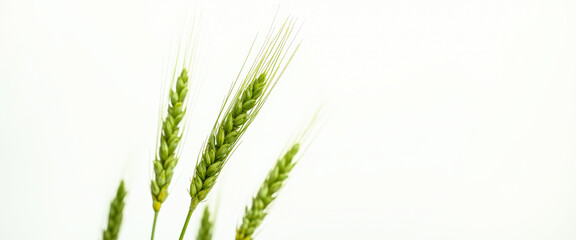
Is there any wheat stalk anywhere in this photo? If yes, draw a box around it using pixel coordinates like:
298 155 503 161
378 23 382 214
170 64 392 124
196 206 214 240
103 180 127 240
150 68 191 239
178 19 300 240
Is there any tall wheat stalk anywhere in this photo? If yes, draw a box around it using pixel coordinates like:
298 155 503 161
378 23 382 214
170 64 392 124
103 180 127 240
178 19 300 240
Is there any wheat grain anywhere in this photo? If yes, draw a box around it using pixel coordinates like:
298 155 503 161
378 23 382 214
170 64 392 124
103 180 126 240
196 206 214 240
178 19 300 240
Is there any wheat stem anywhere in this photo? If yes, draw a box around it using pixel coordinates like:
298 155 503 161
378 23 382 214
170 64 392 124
103 180 126 240
150 212 158 240
179 204 195 240
178 19 300 239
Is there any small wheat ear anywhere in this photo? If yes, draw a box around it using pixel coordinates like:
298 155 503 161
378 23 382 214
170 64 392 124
235 109 322 240
103 180 127 240
196 206 215 240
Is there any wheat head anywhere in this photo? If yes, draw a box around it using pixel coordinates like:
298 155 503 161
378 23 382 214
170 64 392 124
196 206 214 240
235 108 322 240
188 20 299 214
150 68 190 212
103 180 127 240
179 19 300 240
235 143 299 240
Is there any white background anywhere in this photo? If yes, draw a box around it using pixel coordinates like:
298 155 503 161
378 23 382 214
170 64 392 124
1 0 576 239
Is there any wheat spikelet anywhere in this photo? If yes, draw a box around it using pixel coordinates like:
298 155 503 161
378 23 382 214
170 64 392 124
196 206 214 240
178 19 300 240
235 144 299 240
103 180 127 240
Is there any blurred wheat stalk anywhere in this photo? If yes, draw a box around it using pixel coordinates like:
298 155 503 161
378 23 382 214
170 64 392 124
100 17 321 240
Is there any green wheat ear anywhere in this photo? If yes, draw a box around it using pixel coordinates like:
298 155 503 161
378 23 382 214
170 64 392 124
178 18 301 240
196 206 214 240
151 68 190 212
150 66 195 240
235 144 299 240
103 180 127 240
236 110 321 240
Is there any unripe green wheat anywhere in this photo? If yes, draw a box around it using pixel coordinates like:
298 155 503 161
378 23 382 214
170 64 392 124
188 71 268 210
196 206 214 240
150 68 190 212
103 180 126 240
178 20 300 240
235 144 299 240
150 68 192 240
236 109 321 240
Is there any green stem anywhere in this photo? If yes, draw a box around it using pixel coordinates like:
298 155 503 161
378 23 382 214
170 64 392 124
178 202 198 240
151 211 158 240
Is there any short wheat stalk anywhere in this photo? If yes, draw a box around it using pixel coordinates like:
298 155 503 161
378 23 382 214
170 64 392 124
103 180 127 240
178 20 300 240
196 206 214 240
150 68 191 239
235 144 299 240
